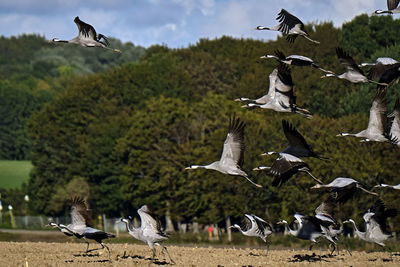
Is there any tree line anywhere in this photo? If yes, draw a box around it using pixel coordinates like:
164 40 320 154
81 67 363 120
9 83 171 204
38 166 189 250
1 14 399 230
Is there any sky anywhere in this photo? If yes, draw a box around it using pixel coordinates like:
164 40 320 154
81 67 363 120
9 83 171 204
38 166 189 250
0 0 388 48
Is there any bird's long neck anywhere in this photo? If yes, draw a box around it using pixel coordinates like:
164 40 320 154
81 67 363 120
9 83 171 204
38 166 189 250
190 163 217 170
339 132 357 137
348 220 365 240
283 222 297 237
51 38 69 43
375 10 392 14
122 220 139 236
232 224 244 234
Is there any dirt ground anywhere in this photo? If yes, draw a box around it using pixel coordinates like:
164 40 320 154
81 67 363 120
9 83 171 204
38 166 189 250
0 241 399 267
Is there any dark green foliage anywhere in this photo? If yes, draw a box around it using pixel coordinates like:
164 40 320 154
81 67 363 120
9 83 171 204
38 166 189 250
2 16 399 230
0 34 145 160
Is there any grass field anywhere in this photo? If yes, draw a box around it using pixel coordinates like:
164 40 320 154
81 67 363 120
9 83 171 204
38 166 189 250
0 161 32 189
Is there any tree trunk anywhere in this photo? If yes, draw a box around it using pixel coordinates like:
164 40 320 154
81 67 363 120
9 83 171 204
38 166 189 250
192 217 199 233
165 210 174 232
226 216 232 242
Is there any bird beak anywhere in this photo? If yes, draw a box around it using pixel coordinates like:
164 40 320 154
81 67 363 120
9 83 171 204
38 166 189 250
260 55 266 59
234 98 241 102
336 134 342 137
241 104 249 108
310 185 319 189
184 167 191 170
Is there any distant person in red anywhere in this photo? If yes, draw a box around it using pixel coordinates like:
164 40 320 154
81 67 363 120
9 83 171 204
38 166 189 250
208 226 213 238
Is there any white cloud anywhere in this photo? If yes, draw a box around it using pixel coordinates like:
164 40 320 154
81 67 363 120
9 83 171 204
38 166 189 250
173 0 215 15
0 0 387 47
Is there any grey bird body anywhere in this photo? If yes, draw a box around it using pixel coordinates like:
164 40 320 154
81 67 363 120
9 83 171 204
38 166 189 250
344 200 397 246
185 115 262 188
256 9 320 44
323 48 386 85
337 88 393 143
261 50 333 73
58 197 115 257
243 64 311 118
374 0 400 14
235 68 278 105
49 16 121 53
121 205 175 264
311 177 378 196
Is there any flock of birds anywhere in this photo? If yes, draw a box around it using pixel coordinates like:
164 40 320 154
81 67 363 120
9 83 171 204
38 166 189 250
45 1 400 263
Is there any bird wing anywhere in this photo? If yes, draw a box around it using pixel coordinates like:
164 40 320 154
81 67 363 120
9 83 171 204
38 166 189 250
336 47 365 75
297 215 322 234
275 64 293 92
368 62 400 81
282 120 312 155
220 115 246 168
242 214 252 232
269 153 308 186
138 205 166 237
287 55 313 63
70 196 92 228
390 98 400 142
330 184 357 204
265 68 278 99
388 0 400 10
368 199 397 234
367 88 388 135
274 64 295 109
314 194 338 226
274 50 286 61
74 16 97 40
251 214 273 236
276 9 305 34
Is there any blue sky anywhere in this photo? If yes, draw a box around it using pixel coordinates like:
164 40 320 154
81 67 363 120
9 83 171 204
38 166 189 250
0 0 387 48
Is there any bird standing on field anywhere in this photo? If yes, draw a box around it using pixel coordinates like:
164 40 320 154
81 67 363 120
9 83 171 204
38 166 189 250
49 16 121 53
59 196 115 258
343 199 397 246
120 205 175 264
229 214 273 253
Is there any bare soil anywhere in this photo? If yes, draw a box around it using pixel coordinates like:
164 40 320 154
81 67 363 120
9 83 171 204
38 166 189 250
0 241 399 266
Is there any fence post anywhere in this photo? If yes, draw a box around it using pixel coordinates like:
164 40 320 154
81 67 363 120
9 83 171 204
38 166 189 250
102 214 107 232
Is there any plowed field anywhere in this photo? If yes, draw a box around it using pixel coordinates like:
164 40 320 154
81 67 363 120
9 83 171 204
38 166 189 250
0 241 399 266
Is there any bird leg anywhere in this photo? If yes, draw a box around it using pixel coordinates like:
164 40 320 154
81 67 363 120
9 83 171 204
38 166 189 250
368 80 388 86
301 35 320 44
243 176 263 188
102 243 111 260
329 242 336 255
85 240 90 253
265 240 270 257
357 185 379 196
152 247 157 261
299 168 323 184
162 246 175 265
342 242 352 256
